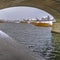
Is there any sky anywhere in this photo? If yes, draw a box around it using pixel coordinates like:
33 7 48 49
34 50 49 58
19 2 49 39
0 6 54 21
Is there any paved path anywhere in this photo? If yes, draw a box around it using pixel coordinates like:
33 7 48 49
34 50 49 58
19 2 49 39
0 30 45 60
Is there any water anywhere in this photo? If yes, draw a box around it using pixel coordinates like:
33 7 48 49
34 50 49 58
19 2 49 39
0 23 53 60
52 33 60 60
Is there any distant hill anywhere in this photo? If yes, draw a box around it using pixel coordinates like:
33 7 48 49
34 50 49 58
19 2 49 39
0 0 60 20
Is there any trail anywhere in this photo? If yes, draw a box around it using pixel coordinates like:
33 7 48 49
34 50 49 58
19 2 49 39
0 30 45 60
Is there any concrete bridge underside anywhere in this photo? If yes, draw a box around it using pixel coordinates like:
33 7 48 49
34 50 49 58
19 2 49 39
0 0 60 20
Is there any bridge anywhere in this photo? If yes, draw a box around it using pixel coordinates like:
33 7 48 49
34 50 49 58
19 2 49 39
0 0 60 20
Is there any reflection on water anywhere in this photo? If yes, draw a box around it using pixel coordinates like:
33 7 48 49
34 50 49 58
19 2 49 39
0 23 53 60
52 33 60 60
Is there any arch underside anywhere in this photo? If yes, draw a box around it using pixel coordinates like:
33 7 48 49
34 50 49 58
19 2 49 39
0 0 60 20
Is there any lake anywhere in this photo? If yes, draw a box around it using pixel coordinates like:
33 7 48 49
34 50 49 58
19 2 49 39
0 23 54 60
